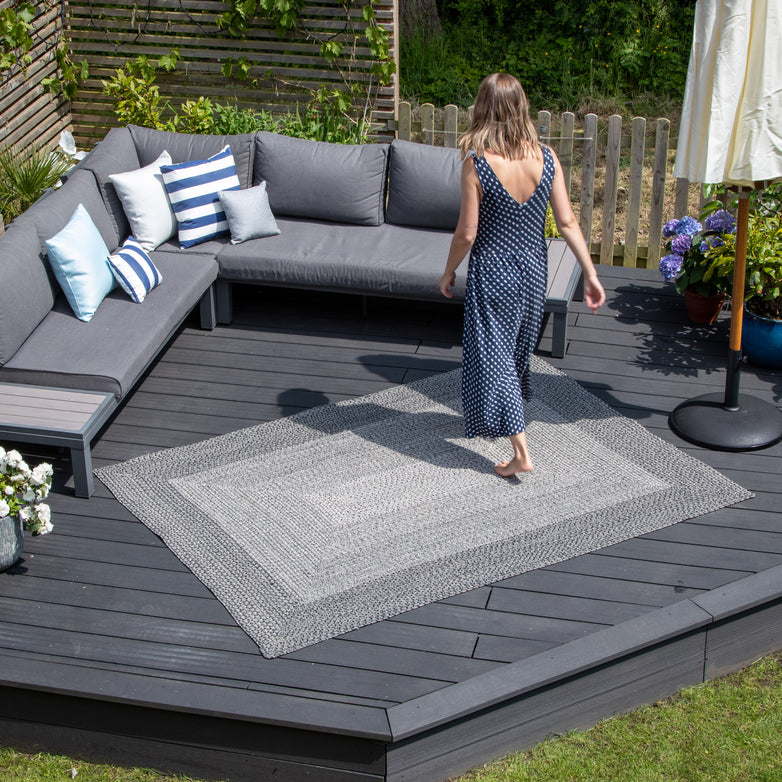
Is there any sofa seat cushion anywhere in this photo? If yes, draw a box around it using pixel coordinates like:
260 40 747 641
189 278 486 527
216 218 467 300
0 252 217 398
253 133 389 226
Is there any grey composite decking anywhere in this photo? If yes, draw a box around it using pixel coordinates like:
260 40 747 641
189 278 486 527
0 265 780 782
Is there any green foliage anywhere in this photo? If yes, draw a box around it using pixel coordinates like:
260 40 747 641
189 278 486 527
0 143 72 221
215 0 394 137
174 97 218 135
277 87 370 144
212 103 280 135
217 0 305 35
0 2 34 72
707 188 782 321
104 51 370 144
42 40 89 100
102 51 181 129
401 0 695 109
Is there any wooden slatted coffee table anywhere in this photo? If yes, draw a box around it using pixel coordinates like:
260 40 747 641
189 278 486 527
0 383 117 497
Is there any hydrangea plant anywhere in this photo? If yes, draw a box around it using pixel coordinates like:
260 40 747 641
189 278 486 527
0 446 53 535
659 209 737 297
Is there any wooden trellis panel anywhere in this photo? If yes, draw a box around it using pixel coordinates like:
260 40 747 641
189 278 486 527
65 0 398 146
0 0 71 154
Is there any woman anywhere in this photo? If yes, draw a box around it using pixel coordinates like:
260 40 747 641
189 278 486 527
440 73 605 477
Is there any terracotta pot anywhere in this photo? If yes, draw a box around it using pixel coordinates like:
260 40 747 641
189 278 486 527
0 515 23 572
683 289 726 324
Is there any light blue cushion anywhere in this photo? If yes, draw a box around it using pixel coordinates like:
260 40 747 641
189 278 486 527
109 236 163 303
44 204 116 322
218 182 280 244
160 145 240 248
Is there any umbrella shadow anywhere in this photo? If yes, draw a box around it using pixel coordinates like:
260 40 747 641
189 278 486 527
608 282 732 378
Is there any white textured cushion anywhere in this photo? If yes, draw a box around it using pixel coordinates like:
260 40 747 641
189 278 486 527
44 204 116 322
109 151 176 251
160 146 240 248
218 182 280 244
108 236 163 303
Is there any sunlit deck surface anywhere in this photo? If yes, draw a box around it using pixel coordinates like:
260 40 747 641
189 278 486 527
1 266 780 782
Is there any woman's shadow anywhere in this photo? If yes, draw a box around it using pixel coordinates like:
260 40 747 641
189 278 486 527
276 356 515 478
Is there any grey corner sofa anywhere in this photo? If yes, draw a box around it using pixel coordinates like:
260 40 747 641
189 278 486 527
0 125 582 494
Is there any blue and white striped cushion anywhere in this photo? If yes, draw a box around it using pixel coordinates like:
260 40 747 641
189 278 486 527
108 236 162 303
160 146 241 248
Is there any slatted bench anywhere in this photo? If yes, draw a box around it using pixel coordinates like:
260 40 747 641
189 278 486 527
0 384 117 497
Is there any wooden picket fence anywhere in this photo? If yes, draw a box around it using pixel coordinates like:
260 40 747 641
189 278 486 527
386 101 697 268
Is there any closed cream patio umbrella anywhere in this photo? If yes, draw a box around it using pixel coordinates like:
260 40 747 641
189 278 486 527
669 0 782 451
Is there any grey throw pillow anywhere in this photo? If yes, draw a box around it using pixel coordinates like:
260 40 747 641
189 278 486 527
219 182 280 244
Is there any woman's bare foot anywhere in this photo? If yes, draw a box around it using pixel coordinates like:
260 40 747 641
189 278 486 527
495 432 533 476
494 456 533 477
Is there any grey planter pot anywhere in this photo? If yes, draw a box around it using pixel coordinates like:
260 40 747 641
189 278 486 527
0 515 24 572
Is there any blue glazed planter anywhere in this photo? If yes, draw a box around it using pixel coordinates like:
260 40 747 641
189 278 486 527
0 515 23 572
742 306 782 369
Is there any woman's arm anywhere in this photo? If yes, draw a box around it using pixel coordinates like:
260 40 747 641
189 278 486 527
548 149 606 313
440 157 482 298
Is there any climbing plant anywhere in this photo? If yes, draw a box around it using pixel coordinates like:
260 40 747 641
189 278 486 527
0 2 35 72
215 0 396 139
1 0 88 98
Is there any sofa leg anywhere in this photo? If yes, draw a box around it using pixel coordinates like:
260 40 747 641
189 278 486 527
551 312 567 358
216 280 233 324
199 285 217 330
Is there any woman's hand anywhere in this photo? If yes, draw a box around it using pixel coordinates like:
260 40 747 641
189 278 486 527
440 271 456 298
584 275 606 313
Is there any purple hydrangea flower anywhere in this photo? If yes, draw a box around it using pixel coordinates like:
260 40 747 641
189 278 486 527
671 233 692 254
675 216 702 236
663 219 679 238
704 208 736 234
659 253 683 282
701 236 724 253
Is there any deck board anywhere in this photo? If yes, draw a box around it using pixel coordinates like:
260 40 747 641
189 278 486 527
1 266 780 781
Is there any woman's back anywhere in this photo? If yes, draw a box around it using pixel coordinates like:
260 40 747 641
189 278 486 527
482 148 545 205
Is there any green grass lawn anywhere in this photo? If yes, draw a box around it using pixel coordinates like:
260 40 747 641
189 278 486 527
2 652 780 782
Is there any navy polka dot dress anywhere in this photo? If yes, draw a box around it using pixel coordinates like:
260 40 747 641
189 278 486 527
462 146 554 439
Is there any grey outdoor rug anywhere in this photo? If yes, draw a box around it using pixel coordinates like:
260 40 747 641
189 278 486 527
97 357 752 658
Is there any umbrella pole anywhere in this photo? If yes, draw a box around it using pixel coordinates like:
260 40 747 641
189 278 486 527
723 191 750 410
669 189 782 451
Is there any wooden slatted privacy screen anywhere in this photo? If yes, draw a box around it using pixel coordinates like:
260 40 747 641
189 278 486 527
0 0 71 153
65 0 398 147
392 101 696 268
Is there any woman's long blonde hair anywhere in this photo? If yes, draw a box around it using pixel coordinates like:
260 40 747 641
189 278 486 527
459 73 539 160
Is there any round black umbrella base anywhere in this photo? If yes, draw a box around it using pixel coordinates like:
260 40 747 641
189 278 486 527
670 392 782 451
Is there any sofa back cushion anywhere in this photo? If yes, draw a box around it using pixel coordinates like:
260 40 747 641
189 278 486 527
253 132 389 226
128 126 255 189
0 221 56 364
386 140 464 230
23 168 120 253
81 126 141 241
